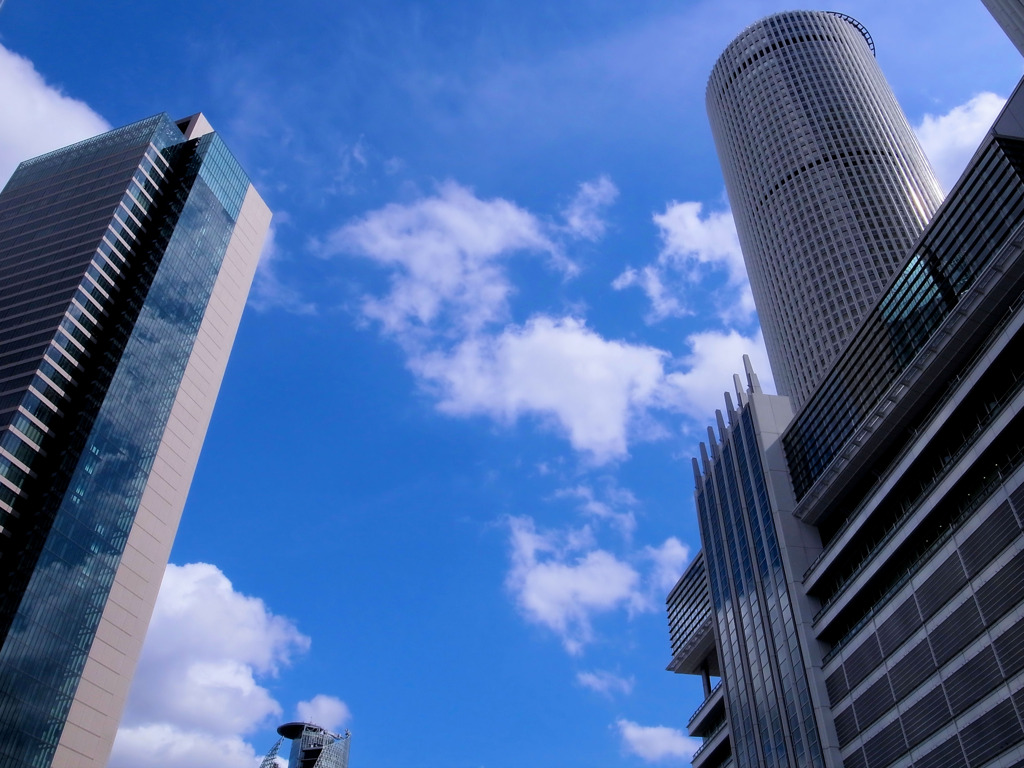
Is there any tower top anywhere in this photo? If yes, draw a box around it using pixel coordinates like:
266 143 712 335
265 722 352 768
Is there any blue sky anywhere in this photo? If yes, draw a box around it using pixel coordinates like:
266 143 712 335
0 1 1021 766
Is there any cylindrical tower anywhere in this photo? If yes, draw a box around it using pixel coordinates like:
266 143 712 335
707 11 944 407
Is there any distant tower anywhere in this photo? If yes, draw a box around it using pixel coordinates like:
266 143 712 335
262 722 352 768
707 11 943 406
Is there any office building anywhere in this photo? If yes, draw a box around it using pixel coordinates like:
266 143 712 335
706 11 943 407
670 8 1024 768
0 113 270 767
261 722 352 768
672 360 837 768
788 84 1024 768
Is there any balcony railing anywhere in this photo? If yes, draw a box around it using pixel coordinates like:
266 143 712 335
812 365 1024 625
822 450 1024 664
687 680 723 729
690 719 727 764
803 287 1024 583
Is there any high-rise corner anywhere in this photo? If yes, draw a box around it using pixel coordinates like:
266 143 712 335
0 112 270 767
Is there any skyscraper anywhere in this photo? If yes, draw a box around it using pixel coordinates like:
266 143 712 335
706 11 944 407
0 112 270 767
671 9 1024 768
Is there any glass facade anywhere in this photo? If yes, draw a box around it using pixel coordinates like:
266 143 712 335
666 551 712 660
784 133 1024 504
0 116 259 767
696 400 825 768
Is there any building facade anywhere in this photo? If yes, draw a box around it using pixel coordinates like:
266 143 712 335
788 82 1024 768
672 359 837 768
706 11 943 407
670 8 1024 768
668 551 731 766
0 113 270 767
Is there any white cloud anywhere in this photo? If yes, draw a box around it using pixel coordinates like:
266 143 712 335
111 563 312 768
250 219 317 314
562 175 619 241
615 201 753 322
915 92 1006 192
335 183 768 461
0 44 109 186
654 201 746 287
645 537 690 592
350 139 368 168
295 695 352 732
505 516 647 654
612 265 685 322
576 670 635 696
410 317 774 460
555 484 637 537
616 719 700 763
660 328 773 424
109 725 264 768
323 181 561 336
412 315 667 463
326 140 372 196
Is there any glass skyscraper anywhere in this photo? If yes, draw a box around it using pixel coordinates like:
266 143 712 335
0 113 270 767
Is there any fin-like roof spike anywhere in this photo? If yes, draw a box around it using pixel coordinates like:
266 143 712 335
707 426 721 460
743 354 762 394
716 409 728 442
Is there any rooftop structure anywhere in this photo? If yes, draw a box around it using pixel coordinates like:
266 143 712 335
262 722 352 768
